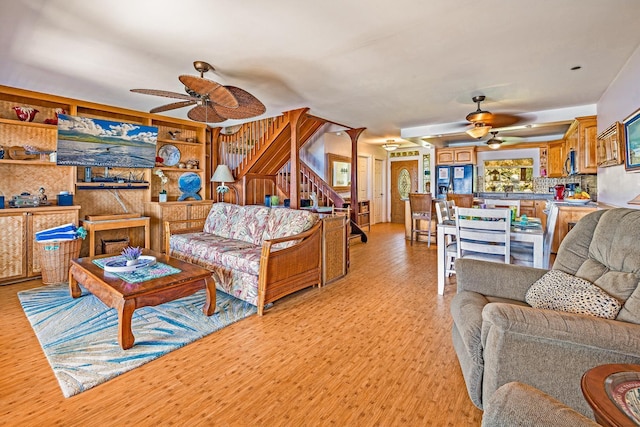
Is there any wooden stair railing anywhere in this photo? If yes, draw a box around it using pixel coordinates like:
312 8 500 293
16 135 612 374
276 160 346 208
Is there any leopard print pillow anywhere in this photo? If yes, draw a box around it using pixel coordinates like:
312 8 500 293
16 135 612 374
525 269 622 319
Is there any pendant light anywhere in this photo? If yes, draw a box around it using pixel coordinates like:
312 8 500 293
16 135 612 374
486 131 502 150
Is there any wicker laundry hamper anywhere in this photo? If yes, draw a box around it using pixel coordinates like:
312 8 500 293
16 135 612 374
36 238 82 284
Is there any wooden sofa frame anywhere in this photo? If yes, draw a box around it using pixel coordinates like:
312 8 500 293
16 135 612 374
164 218 322 315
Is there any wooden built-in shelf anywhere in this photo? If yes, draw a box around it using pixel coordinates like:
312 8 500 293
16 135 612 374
75 182 150 190
156 166 203 172
0 117 57 129
157 138 201 146
0 159 59 166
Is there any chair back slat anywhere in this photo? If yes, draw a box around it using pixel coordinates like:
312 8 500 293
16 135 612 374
455 207 511 264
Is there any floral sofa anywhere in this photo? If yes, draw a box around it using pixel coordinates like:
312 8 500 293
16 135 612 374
165 203 322 315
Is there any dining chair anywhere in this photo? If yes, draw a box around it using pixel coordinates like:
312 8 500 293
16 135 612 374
448 193 474 208
483 199 521 217
408 193 433 246
455 207 512 264
511 202 559 269
435 201 457 276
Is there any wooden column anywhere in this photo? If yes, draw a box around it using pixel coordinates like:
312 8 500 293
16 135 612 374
286 108 310 209
346 128 365 222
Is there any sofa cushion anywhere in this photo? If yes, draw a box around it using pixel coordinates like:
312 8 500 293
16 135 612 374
218 246 262 276
525 269 622 319
262 208 319 249
169 232 255 266
204 203 271 246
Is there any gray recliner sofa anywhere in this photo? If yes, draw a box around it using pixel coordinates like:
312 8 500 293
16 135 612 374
451 208 640 417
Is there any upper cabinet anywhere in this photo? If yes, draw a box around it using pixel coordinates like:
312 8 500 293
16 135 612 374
547 140 565 178
436 147 476 165
596 121 625 168
563 115 598 174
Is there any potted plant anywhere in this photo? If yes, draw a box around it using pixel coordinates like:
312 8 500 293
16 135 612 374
121 246 143 266
154 169 169 202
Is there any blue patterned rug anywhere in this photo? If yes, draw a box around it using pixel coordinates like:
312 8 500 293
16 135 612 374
18 283 256 398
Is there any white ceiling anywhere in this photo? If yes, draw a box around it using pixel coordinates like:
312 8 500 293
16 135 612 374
2 0 640 148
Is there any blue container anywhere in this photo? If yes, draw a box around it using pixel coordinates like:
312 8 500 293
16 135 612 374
0 195 4 209
264 195 271 207
57 193 73 206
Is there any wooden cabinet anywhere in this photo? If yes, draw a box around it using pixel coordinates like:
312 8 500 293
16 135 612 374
547 140 565 178
552 204 597 254
144 200 214 253
597 121 625 167
563 115 598 175
519 200 536 218
436 147 476 165
0 206 80 284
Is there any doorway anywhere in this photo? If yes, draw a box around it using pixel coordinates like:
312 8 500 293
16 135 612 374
390 160 418 224
374 158 384 224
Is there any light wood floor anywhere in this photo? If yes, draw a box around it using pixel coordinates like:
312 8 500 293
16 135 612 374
0 223 481 426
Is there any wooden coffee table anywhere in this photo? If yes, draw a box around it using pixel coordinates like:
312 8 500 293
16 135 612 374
69 250 215 350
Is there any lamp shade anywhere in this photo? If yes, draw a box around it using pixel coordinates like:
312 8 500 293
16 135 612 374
211 165 234 183
382 143 399 151
466 124 491 139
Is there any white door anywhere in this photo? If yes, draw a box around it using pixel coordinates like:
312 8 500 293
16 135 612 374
374 158 383 224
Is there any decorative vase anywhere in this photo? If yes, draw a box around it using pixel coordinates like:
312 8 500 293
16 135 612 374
159 193 167 203
126 259 138 266
13 106 39 122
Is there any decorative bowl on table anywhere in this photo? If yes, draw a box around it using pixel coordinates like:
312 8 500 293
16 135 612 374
564 198 591 205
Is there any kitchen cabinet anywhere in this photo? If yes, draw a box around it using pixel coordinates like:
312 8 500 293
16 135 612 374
436 147 476 165
144 200 214 253
552 204 597 254
563 116 598 175
547 140 565 178
596 121 625 167
0 206 80 284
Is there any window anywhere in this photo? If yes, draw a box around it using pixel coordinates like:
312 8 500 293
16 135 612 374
483 158 534 192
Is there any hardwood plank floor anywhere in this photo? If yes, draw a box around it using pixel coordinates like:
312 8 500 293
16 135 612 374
0 223 481 426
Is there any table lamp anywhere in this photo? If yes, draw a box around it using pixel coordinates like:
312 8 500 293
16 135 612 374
211 164 235 195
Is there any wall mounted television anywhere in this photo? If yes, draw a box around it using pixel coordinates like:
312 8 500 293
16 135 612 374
56 114 158 169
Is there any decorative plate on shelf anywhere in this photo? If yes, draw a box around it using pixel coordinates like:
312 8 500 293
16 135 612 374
177 172 202 201
157 144 181 166
564 199 591 205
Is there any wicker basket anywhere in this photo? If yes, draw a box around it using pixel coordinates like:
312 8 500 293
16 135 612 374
36 239 82 285
101 237 129 254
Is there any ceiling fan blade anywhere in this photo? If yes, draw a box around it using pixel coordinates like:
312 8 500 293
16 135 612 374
179 75 239 109
130 88 194 101
213 86 266 120
150 100 196 113
187 104 226 123
484 113 521 128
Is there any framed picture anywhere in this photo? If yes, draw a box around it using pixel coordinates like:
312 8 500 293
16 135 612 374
326 153 351 191
624 107 640 172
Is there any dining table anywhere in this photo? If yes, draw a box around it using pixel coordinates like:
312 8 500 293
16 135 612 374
437 217 544 295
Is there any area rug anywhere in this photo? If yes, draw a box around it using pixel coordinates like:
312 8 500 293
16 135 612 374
18 283 256 398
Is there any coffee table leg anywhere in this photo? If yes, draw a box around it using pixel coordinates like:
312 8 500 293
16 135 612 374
203 276 216 316
69 265 82 298
118 299 136 350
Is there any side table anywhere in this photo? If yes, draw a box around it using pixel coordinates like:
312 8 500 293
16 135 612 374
582 364 640 426
81 216 151 257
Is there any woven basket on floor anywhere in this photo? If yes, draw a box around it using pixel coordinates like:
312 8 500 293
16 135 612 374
36 239 82 285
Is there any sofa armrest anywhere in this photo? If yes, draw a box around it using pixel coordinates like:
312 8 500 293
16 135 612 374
163 218 206 253
482 382 598 427
456 259 548 302
257 221 322 315
481 302 640 416
483 303 640 355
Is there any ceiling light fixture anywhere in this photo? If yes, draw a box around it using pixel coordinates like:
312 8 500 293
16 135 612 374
466 123 492 139
486 131 502 150
382 140 400 151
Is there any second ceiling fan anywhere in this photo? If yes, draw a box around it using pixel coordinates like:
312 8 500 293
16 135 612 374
464 95 521 139
131 61 266 123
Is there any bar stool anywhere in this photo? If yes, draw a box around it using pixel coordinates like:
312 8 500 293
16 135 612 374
409 193 433 246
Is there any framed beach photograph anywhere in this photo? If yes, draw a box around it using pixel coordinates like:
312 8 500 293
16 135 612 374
624 107 640 172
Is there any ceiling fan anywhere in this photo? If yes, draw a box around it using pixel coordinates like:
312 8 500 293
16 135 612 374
131 61 266 123
464 95 521 138
486 131 503 149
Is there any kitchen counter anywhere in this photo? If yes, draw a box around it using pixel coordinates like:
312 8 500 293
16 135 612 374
476 192 556 201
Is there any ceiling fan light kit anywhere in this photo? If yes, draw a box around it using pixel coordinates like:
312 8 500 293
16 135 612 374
382 140 400 151
131 60 265 123
466 123 492 139
486 131 502 149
